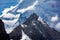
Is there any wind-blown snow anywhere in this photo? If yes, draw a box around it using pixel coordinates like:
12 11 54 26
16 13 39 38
0 0 23 17
0 6 15 17
37 17 45 24
21 30 31 40
17 0 38 13
12 0 23 12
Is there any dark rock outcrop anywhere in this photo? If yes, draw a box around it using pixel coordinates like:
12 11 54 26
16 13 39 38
22 13 60 40
10 13 60 40
9 25 22 40
0 19 10 40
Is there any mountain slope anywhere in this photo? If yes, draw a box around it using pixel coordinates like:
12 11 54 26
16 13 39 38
9 13 60 40
1 0 60 33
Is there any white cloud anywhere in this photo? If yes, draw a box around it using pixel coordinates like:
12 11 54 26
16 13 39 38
55 23 60 31
0 6 15 17
2 13 20 19
12 0 23 12
17 0 38 13
0 0 23 17
51 15 58 22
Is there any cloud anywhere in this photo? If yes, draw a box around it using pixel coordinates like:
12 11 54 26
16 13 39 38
0 6 15 17
17 0 38 13
12 0 23 12
0 0 23 17
55 23 60 32
51 15 58 22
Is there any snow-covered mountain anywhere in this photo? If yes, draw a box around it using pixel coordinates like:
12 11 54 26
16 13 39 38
0 0 60 33
9 13 60 40
0 0 38 34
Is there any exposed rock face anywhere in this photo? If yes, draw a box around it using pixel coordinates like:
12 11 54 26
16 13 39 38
0 19 10 40
10 13 60 40
9 25 22 40
22 13 47 40
22 13 60 40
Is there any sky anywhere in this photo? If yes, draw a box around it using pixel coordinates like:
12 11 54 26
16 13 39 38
0 0 18 15
0 0 60 34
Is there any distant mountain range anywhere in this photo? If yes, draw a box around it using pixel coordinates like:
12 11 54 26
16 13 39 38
9 13 60 40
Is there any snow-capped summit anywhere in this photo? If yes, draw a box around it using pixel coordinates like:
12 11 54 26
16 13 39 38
9 13 60 40
0 0 60 33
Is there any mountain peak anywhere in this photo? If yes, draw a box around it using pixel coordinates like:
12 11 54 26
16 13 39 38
23 13 38 24
27 13 38 20
9 13 60 40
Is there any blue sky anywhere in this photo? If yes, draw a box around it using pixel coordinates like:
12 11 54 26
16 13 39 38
0 0 18 15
